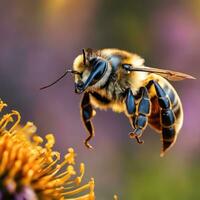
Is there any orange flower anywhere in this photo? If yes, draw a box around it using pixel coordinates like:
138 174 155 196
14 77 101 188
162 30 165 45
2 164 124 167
0 100 95 200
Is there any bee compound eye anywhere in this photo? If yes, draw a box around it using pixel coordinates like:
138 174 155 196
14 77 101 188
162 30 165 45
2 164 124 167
89 58 99 66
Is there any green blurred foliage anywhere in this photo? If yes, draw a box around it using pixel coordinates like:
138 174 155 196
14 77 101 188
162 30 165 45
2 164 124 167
123 154 200 199
95 0 159 56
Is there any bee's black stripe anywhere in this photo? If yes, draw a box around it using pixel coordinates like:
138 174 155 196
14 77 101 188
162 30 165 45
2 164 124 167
148 82 182 133
90 92 111 104
163 84 178 110
164 85 182 125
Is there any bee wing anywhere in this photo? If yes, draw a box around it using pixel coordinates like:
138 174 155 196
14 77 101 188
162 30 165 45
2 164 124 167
127 65 196 81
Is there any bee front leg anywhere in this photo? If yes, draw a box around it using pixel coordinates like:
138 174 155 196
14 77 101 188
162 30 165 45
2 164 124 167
81 92 96 149
125 87 151 144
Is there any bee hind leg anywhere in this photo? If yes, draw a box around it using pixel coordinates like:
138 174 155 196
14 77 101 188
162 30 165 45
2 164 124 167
151 80 176 156
81 92 96 149
125 87 150 144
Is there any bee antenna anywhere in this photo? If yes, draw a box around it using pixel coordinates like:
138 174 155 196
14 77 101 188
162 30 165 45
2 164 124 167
82 49 86 65
40 69 80 90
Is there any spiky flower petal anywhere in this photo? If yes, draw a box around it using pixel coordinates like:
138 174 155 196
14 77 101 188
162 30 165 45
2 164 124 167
0 100 95 200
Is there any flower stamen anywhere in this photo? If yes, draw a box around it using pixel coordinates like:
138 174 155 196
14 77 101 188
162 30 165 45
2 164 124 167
0 100 95 200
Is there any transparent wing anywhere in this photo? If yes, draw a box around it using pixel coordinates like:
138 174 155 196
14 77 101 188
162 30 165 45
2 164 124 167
125 65 196 81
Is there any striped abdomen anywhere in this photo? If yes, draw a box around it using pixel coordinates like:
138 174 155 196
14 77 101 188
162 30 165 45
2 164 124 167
148 75 183 155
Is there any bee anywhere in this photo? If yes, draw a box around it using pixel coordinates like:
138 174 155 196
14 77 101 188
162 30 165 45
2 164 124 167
41 48 195 156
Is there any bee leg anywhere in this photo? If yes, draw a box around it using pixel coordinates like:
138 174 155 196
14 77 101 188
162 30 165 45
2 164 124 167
125 87 150 144
81 92 96 149
130 87 150 144
151 80 176 155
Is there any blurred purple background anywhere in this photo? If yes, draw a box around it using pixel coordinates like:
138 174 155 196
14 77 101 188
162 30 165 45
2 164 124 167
0 0 199 199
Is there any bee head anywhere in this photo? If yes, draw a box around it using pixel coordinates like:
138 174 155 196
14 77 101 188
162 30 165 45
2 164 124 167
73 49 112 94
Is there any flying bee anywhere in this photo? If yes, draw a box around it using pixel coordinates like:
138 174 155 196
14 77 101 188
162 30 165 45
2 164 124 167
41 48 195 156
